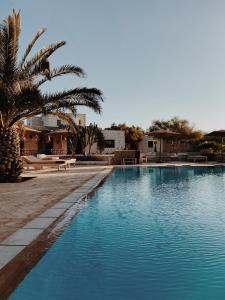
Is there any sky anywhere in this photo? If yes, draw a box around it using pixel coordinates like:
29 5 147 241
2 0 225 132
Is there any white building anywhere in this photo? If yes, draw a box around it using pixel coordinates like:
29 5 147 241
26 113 86 130
88 129 125 154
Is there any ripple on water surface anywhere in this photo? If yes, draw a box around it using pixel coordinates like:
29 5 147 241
10 167 225 300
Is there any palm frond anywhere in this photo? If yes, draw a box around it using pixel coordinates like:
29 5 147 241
35 64 85 87
43 87 103 113
22 41 66 72
19 28 46 68
7 10 20 65
28 58 51 79
9 87 43 126
0 11 21 82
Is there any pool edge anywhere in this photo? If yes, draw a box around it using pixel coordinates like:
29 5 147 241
0 167 114 299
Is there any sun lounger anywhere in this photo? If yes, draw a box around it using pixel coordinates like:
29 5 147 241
22 155 67 171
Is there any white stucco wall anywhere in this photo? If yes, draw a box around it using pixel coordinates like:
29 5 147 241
26 116 43 128
87 130 125 154
75 114 86 127
42 115 58 127
27 113 86 129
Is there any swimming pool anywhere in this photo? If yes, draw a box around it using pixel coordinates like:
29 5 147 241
10 167 225 300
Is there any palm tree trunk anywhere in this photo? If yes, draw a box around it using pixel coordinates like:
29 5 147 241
0 127 23 182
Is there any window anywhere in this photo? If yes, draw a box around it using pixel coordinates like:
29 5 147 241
57 119 61 127
148 141 153 148
105 140 115 148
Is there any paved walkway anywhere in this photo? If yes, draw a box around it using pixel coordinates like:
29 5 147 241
0 166 111 242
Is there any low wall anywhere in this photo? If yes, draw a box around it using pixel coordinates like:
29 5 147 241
112 150 138 165
75 154 114 165
76 161 108 165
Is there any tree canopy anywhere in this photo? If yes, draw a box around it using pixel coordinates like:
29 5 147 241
149 117 203 139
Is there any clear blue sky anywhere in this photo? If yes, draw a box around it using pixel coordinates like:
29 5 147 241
2 0 225 131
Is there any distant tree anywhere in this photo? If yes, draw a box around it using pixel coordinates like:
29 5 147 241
68 124 105 155
86 123 105 154
196 141 220 152
106 123 144 149
96 129 105 153
149 117 203 139
195 141 221 161
67 126 86 155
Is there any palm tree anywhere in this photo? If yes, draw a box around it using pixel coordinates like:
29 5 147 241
0 10 103 182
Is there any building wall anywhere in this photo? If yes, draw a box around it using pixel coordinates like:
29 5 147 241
162 140 192 153
74 114 86 127
139 136 193 154
51 135 67 155
112 150 137 165
138 135 160 153
23 131 40 155
26 113 86 130
42 115 58 128
88 130 125 154
26 116 43 129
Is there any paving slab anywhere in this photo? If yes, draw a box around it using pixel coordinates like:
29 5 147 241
24 217 56 229
51 202 72 210
0 245 25 269
74 187 91 192
0 229 43 246
39 208 66 218
69 191 87 195
61 193 86 203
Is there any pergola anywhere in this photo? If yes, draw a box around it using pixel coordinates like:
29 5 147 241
148 129 180 162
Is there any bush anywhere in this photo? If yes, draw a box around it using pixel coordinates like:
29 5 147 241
200 149 215 161
197 141 220 151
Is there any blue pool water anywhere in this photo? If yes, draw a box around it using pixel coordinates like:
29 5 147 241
10 167 225 300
